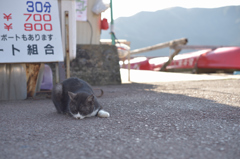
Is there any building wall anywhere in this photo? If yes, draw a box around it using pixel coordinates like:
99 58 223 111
49 44 121 86
71 44 121 85
76 0 101 45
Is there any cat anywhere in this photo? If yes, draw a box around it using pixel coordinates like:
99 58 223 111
51 77 110 119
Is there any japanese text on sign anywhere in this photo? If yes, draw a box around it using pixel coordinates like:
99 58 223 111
0 0 63 63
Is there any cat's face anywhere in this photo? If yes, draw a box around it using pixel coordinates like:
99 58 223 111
68 92 97 119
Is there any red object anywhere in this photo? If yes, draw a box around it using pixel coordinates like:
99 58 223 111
122 47 240 73
101 18 109 30
121 57 153 70
149 49 209 71
197 47 240 70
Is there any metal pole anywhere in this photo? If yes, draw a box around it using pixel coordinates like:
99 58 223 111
110 0 115 45
130 38 188 55
128 50 130 81
65 11 70 78
55 63 59 83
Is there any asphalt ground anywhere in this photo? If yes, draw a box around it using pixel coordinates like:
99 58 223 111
1 78 240 159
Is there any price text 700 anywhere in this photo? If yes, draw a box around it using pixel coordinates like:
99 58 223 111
24 14 52 31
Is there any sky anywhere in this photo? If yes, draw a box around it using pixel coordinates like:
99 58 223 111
101 0 240 20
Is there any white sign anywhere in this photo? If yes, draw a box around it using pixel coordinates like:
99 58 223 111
0 0 64 63
76 0 87 21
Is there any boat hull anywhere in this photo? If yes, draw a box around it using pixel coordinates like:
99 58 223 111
122 47 240 73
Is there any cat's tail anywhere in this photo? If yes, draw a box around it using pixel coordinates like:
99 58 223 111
51 83 63 113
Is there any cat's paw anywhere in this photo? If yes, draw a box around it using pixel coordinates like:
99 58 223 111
97 110 110 118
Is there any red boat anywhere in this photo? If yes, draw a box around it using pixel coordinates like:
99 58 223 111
120 57 153 70
121 47 240 73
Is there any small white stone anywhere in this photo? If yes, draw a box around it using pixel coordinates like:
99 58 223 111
220 147 225 151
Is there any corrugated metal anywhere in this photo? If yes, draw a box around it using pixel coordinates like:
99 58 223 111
76 0 101 45
0 64 27 100
34 63 45 95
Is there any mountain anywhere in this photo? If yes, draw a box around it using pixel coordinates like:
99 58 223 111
101 6 240 56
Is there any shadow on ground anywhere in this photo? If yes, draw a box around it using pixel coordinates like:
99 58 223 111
0 80 240 159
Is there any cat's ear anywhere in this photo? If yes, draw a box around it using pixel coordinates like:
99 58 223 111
86 94 94 104
68 91 77 101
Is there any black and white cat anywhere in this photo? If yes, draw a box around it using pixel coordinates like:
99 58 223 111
51 77 110 119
